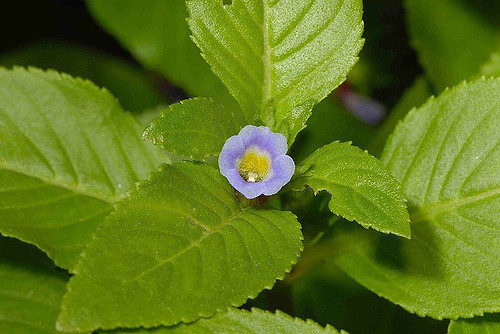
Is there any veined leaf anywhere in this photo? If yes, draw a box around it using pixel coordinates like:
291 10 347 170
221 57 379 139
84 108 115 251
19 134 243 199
85 0 237 111
406 0 499 91
0 40 166 113
335 78 500 318
187 0 364 142
290 141 410 238
0 236 76 334
448 314 500 334
109 308 344 334
57 162 303 332
0 67 163 270
143 98 240 160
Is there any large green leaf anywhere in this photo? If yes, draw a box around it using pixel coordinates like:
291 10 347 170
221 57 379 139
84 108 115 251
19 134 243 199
406 0 499 91
0 67 163 270
187 0 364 141
143 98 240 160
448 314 500 334
111 308 343 334
290 141 410 238
335 78 500 318
85 0 237 111
0 236 73 334
0 40 165 113
56 162 303 332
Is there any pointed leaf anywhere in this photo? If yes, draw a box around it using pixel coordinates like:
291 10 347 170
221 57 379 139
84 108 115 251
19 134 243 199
335 78 500 318
110 308 344 334
448 314 500 334
187 0 364 141
290 141 410 238
57 162 303 332
143 98 240 160
0 67 163 270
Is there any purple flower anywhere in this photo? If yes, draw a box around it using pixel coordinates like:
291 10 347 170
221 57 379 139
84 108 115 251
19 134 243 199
219 125 295 199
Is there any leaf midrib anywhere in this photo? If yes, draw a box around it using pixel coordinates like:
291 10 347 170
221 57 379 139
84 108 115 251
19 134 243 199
0 160 118 203
410 187 500 224
262 0 272 114
123 208 249 285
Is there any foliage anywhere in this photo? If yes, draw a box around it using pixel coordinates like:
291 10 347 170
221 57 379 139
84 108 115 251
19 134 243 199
335 78 500 319
143 98 240 160
187 0 364 141
290 141 410 238
0 67 163 270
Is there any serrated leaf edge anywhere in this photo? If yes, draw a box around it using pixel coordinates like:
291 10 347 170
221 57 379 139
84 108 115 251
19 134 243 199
57 162 304 331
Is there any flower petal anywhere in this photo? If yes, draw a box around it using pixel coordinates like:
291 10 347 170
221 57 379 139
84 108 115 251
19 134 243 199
225 168 267 199
263 155 295 196
238 125 288 158
218 135 245 177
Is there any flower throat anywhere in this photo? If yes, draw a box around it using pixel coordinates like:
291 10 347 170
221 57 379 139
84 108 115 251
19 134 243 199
238 147 271 182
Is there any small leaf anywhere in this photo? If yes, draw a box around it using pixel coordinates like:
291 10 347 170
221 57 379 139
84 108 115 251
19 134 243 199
406 0 498 91
85 0 238 111
56 162 303 332
0 40 166 113
0 67 163 270
109 308 344 334
187 0 364 141
290 141 410 238
0 236 77 334
335 78 500 318
143 98 240 160
448 314 500 334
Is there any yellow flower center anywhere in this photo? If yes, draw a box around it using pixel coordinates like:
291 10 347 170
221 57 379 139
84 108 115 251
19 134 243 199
238 146 271 182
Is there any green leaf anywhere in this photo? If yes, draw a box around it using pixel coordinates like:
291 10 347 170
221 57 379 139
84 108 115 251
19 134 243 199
187 0 364 141
368 76 432 156
108 308 343 334
0 67 163 270
143 98 240 160
335 78 500 318
290 141 410 238
56 162 303 332
481 52 500 78
0 236 75 334
405 0 499 91
448 314 500 334
0 40 165 113
85 0 237 111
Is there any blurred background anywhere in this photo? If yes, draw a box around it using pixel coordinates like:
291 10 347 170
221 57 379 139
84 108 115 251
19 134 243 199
1 1 498 333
